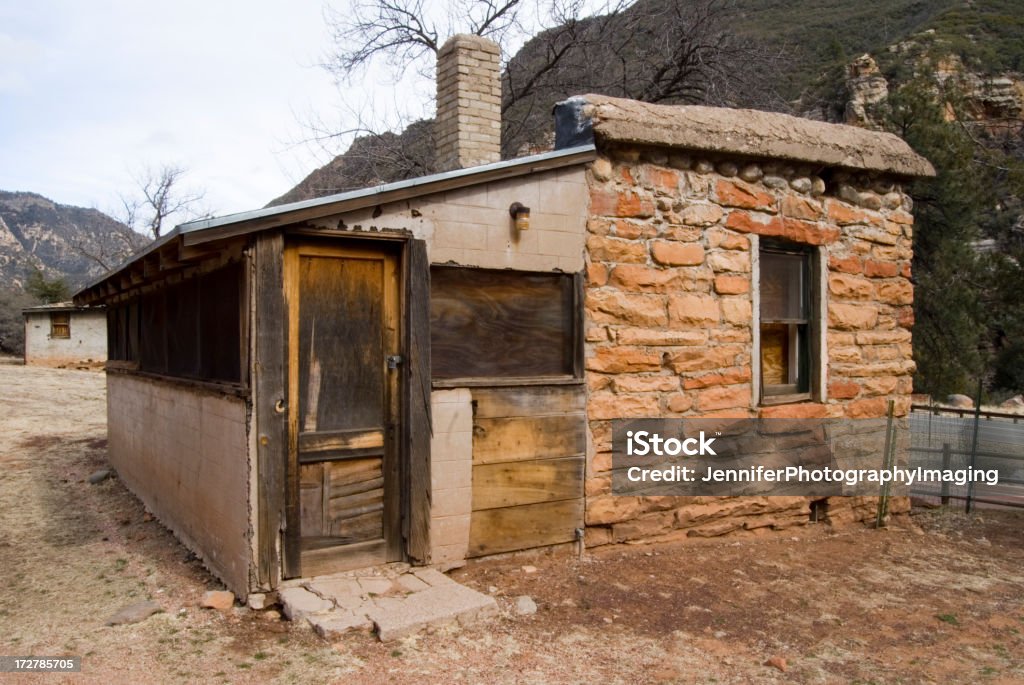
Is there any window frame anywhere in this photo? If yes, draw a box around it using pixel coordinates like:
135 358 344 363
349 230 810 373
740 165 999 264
49 312 71 339
754 237 825 406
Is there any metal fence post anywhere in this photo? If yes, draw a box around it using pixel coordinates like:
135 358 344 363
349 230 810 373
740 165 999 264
876 399 897 527
965 377 983 513
940 442 952 506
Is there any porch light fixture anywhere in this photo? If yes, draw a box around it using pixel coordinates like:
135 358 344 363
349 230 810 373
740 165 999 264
509 202 531 231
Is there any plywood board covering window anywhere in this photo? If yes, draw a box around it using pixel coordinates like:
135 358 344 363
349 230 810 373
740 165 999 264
430 266 576 380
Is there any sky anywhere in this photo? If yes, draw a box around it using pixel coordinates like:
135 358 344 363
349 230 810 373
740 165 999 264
0 0 434 224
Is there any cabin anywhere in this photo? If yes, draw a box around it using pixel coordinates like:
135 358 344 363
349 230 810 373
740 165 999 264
74 35 933 600
23 302 106 367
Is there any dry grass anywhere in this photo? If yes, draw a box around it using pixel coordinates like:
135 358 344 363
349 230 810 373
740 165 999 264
1 358 1022 684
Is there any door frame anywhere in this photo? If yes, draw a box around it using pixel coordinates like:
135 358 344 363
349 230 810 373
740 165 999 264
254 230 431 587
283 237 402 578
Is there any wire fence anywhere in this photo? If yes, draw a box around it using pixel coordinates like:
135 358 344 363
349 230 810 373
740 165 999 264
909 405 1024 510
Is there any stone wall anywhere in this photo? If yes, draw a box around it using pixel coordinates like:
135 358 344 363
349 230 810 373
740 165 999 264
582 146 916 545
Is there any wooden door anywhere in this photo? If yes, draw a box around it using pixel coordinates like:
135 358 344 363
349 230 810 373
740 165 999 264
285 242 401 576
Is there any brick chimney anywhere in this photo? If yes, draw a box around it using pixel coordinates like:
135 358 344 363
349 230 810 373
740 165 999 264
435 34 501 171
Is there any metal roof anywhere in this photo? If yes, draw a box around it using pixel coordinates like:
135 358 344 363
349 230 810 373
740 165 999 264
179 144 595 235
75 144 595 299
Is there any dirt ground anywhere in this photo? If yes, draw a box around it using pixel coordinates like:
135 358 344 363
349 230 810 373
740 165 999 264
1 359 1022 684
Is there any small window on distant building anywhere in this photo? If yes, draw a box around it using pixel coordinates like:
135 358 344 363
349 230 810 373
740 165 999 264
759 243 813 400
50 312 71 339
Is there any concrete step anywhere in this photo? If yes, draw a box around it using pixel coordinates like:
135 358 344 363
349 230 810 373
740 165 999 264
278 565 497 642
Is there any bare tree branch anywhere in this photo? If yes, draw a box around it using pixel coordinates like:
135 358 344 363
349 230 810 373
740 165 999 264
117 164 211 239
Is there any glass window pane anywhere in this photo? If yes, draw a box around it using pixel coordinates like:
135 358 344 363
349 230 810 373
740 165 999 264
760 251 807 321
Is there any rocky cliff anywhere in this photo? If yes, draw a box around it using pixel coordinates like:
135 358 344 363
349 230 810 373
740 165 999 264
0 191 148 289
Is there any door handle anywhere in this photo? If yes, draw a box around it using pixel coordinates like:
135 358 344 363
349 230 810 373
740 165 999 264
387 355 403 370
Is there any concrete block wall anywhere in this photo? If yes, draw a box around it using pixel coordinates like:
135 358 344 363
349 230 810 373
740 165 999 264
582 148 916 544
308 165 589 274
24 310 106 367
106 373 251 596
428 389 473 568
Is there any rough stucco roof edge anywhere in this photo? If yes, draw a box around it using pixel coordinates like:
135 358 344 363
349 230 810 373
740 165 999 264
577 94 936 177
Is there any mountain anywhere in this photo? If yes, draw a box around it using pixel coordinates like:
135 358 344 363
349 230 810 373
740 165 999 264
0 191 149 290
273 0 1023 203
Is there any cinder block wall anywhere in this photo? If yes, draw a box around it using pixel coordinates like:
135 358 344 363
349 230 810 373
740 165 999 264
583 148 916 545
308 165 589 274
107 374 251 596
428 389 473 567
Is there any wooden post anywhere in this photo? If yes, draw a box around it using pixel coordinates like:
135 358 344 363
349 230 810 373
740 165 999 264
403 239 432 564
253 231 288 585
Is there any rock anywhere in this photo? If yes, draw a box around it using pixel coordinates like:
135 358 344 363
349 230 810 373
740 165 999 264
200 590 235 611
247 593 267 610
521 565 538 574
1000 395 1024 409
738 164 762 183
88 469 112 485
668 153 692 170
515 596 537 615
261 609 282 621
946 394 974 409
764 655 788 672
105 600 162 626
694 160 714 174
845 55 888 126
810 176 826 196
789 177 812 193
762 175 788 190
716 161 738 177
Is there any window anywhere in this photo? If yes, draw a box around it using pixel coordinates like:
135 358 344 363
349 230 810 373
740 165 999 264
109 262 244 384
759 241 815 401
430 266 577 380
50 312 70 339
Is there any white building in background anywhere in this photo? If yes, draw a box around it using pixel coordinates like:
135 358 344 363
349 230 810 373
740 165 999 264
23 302 106 367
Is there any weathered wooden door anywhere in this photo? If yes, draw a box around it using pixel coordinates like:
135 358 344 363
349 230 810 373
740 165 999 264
285 242 401 576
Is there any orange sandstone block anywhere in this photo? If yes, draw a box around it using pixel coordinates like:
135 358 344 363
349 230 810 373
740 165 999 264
715 179 776 211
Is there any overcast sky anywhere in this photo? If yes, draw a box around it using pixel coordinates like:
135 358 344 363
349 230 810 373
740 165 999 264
0 0 430 223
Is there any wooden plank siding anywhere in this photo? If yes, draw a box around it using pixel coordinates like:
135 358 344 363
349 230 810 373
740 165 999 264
467 385 585 557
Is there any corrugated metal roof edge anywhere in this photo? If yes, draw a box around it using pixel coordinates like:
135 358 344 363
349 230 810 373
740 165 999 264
74 144 595 299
